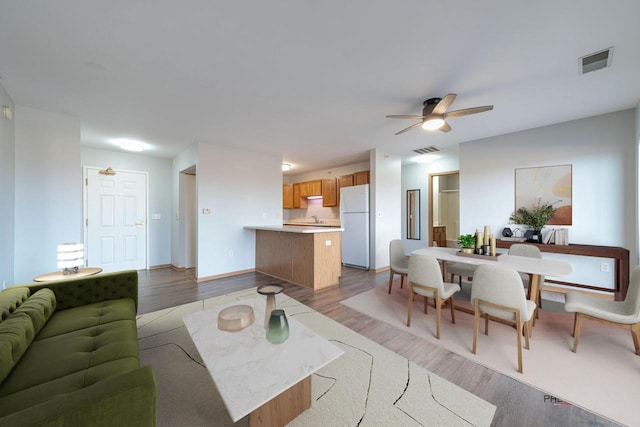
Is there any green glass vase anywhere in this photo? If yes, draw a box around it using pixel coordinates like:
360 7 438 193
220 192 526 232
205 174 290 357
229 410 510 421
266 309 289 344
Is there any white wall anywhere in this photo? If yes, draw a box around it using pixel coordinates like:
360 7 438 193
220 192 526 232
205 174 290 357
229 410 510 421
459 109 637 282
0 85 15 288
370 149 401 270
401 156 460 254
14 106 82 284
194 143 281 279
81 147 173 268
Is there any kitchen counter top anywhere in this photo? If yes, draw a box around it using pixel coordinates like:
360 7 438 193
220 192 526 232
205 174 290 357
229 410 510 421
244 225 344 233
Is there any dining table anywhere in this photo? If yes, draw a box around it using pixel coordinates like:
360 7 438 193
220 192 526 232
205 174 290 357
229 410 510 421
411 246 573 320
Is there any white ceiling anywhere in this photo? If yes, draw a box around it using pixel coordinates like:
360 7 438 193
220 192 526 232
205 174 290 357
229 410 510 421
1 1 639 174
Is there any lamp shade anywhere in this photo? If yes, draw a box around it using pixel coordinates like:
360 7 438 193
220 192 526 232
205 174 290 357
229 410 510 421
57 243 84 273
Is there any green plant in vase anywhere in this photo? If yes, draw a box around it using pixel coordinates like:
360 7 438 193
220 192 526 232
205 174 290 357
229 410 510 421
509 199 555 243
457 234 476 253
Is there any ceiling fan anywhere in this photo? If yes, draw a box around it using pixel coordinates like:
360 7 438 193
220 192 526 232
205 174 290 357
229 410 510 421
386 93 493 135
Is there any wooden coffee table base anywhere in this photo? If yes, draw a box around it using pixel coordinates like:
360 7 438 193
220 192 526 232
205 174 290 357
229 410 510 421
249 376 311 427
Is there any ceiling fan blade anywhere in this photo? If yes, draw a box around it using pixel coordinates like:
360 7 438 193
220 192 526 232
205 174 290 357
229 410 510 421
439 121 452 133
432 93 456 115
394 122 422 135
445 105 493 119
386 114 426 119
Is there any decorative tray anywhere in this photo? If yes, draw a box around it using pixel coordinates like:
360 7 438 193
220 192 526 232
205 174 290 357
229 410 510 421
456 251 502 261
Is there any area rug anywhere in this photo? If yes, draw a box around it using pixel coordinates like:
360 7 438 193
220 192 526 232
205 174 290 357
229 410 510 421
136 288 496 426
342 283 640 427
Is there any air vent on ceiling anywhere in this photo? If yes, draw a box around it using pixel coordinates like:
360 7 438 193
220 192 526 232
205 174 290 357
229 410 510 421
413 146 440 155
579 47 614 74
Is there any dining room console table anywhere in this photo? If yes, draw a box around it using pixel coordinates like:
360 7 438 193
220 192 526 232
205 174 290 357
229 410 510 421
496 240 630 300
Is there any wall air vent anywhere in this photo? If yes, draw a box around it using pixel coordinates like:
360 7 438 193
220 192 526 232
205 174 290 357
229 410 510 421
413 146 440 155
579 47 614 74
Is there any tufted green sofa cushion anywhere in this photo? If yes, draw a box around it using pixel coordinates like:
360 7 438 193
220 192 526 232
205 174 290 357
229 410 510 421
0 289 57 384
14 288 57 333
0 313 35 384
0 287 30 324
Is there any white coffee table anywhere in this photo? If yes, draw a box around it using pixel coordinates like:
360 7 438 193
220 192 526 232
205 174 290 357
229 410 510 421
182 295 343 426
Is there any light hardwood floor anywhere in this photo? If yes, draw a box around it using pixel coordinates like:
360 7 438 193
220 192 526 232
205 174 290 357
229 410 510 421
137 267 619 427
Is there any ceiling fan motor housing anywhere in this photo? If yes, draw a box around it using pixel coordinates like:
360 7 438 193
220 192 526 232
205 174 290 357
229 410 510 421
423 98 441 115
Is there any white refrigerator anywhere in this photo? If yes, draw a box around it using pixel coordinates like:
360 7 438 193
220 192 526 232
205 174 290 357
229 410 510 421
340 184 370 269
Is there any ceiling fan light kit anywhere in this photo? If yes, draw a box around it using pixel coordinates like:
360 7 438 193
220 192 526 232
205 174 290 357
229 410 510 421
421 115 445 130
387 93 493 135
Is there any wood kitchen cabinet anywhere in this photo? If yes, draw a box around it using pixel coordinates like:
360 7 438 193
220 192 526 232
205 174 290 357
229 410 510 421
321 178 337 207
292 183 307 209
338 170 369 189
354 170 370 185
338 174 354 188
301 180 322 197
282 184 293 209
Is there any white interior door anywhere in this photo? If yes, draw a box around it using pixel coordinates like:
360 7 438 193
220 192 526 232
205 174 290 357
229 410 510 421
85 167 148 272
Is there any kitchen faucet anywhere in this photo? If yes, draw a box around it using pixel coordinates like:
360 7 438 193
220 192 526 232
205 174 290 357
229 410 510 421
311 214 320 223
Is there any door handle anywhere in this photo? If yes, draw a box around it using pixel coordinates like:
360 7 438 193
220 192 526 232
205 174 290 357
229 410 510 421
136 221 145 227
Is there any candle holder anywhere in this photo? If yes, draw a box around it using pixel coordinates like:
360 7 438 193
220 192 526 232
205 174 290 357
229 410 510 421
257 284 284 328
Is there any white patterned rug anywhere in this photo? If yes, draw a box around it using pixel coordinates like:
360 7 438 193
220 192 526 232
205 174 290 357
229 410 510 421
342 283 640 427
137 288 496 426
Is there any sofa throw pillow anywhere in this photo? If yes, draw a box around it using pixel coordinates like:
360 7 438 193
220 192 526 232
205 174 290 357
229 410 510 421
14 289 57 334
0 312 35 384
0 287 31 324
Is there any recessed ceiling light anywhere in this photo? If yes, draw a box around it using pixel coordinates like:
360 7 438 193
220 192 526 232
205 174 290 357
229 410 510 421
282 163 292 171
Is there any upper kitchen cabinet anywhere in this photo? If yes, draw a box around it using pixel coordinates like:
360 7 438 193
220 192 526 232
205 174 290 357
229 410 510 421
282 183 293 209
321 178 337 207
338 174 354 188
338 170 369 189
300 180 322 198
354 171 370 186
292 183 307 209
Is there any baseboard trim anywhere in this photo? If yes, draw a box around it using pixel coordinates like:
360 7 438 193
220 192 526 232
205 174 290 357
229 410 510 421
149 264 172 270
196 268 256 283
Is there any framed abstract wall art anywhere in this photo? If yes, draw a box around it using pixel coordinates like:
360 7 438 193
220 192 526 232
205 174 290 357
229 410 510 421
514 164 572 225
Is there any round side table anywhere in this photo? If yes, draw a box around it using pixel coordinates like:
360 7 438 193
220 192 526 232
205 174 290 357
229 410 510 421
257 284 284 329
33 267 103 282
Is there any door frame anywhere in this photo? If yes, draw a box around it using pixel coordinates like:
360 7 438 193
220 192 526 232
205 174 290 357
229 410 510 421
428 170 460 248
83 166 150 270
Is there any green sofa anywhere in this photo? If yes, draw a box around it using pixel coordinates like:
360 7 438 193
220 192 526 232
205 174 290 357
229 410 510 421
0 270 157 426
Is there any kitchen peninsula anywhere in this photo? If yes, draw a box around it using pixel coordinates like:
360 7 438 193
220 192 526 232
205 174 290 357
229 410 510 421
244 225 344 290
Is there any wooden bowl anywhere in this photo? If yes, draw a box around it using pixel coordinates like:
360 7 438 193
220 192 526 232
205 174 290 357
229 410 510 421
217 305 255 332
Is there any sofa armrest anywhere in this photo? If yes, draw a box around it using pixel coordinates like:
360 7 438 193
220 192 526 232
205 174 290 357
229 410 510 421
25 270 139 312
0 366 157 427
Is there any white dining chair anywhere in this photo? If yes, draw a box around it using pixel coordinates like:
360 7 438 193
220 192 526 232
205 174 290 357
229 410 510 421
471 264 537 373
406 253 460 339
388 240 409 294
565 265 640 355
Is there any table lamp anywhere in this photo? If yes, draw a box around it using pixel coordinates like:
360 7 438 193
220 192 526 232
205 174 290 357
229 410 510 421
57 243 84 274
